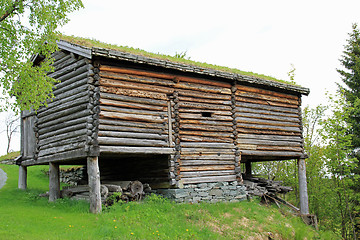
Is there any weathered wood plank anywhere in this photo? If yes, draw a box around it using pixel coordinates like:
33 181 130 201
48 59 87 79
180 154 235 160
39 123 87 140
100 104 168 117
236 84 299 100
39 142 86 157
180 142 234 148
180 135 233 143
237 123 301 132
237 133 302 142
179 130 234 138
37 103 88 124
181 175 236 184
99 146 174 154
100 92 167 107
240 150 303 157
180 165 235 171
180 160 235 166
235 111 300 123
179 101 232 111
235 96 298 109
180 119 232 126
178 89 231 100
236 106 299 118
98 130 167 140
180 170 235 178
237 128 301 136
38 129 88 146
99 118 165 130
37 109 90 129
178 96 231 105
236 102 299 114
99 111 165 123
236 91 299 105
180 124 233 132
99 124 166 134
237 138 302 146
38 116 91 135
98 137 168 147
236 117 300 127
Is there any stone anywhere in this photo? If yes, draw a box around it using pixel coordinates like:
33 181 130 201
209 189 223 197
197 183 208 188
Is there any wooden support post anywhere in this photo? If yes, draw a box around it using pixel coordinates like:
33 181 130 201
298 157 309 215
18 165 27 190
49 162 60 202
245 161 252 176
87 156 102 213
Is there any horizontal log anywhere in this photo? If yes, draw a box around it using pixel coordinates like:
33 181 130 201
39 135 88 149
181 175 236 184
236 106 299 118
237 138 301 147
98 137 168 147
37 103 88 125
99 65 231 88
99 146 174 154
52 78 88 96
236 84 299 100
180 119 232 126
99 71 175 88
48 59 87 79
180 170 235 178
36 149 88 165
178 89 231 100
100 92 167 107
99 124 167 134
237 123 301 132
100 111 165 124
37 95 89 119
236 102 299 114
180 148 235 154
38 116 92 135
38 142 85 157
180 160 235 166
237 133 302 142
99 118 165 129
236 117 300 127
52 51 67 62
235 111 300 123
98 131 167 140
53 55 76 70
100 78 173 95
180 124 233 132
240 150 303 157
38 129 88 146
255 146 303 152
237 128 301 136
180 154 235 160
180 142 234 149
178 96 231 105
100 103 168 117
179 130 234 138
100 85 168 100
235 96 298 109
179 165 235 172
178 101 232 111
179 113 233 122
37 109 90 129
180 135 233 143
39 122 87 140
235 91 299 105
178 108 232 116
100 98 166 112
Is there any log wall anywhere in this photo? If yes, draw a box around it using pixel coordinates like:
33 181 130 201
234 84 303 160
33 50 98 164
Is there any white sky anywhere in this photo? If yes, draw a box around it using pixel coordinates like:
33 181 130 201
1 0 360 155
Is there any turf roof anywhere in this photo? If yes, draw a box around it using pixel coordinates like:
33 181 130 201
59 34 298 87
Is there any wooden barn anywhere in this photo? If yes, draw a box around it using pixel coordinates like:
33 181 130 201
18 37 310 213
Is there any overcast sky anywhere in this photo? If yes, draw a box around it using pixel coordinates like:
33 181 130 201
1 0 360 155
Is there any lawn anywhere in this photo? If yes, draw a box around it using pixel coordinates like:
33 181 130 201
0 164 338 239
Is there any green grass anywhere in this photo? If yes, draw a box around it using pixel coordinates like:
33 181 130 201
0 151 20 161
59 34 298 86
0 164 339 239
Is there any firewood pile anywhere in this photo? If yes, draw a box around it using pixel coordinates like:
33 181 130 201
60 180 152 205
242 175 293 197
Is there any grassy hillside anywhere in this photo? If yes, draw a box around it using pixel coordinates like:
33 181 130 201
0 164 338 240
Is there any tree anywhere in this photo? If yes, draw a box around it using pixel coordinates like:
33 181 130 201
3 112 19 154
0 0 83 112
337 23 360 149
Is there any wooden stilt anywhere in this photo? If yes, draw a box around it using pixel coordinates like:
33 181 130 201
49 162 60 202
87 156 102 213
298 157 309 214
18 165 27 190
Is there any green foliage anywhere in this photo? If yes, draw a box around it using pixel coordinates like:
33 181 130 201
0 0 83 112
0 164 337 239
0 150 20 161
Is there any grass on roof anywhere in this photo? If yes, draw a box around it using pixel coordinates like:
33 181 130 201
59 34 296 86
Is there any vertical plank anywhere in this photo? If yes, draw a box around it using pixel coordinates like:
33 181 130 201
87 156 102 213
49 162 60 202
298 158 309 214
18 165 27 190
167 101 173 147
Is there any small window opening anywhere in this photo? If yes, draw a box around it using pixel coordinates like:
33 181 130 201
201 112 212 117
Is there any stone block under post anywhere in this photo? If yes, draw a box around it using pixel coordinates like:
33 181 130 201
87 156 102 214
49 162 60 202
18 165 27 190
298 157 309 215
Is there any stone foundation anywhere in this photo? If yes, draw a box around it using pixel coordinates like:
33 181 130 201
156 181 247 203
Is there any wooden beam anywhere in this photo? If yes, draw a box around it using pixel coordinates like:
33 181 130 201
18 166 27 190
49 162 60 202
87 156 102 214
298 158 309 214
